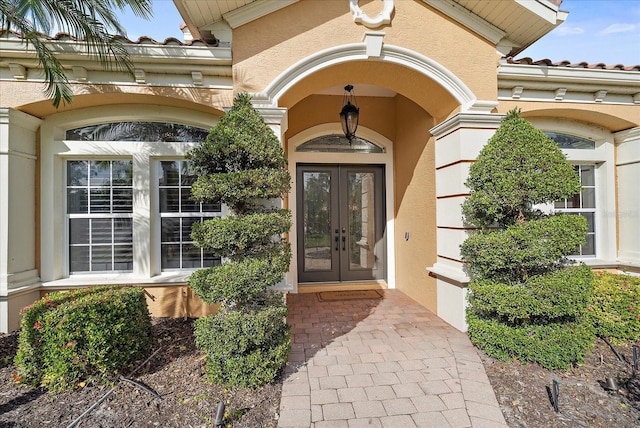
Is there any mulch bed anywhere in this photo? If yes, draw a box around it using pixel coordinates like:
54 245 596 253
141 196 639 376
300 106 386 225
0 317 638 427
0 318 280 427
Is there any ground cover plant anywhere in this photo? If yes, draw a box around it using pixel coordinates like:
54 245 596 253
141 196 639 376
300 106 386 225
14 285 152 392
590 271 640 343
461 108 594 370
187 93 291 388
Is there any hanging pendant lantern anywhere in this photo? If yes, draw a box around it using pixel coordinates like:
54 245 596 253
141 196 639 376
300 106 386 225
339 84 359 143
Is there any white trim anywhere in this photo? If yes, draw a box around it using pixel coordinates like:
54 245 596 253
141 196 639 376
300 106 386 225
223 0 299 29
39 105 218 283
286 124 395 293
350 0 394 28
252 43 477 112
421 0 506 44
498 62 640 105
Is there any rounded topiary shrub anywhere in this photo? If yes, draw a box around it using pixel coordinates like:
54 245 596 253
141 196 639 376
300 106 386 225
194 291 289 388
187 93 291 388
15 286 152 391
461 109 594 370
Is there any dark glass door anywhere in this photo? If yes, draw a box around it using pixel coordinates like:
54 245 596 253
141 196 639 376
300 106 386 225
297 165 385 283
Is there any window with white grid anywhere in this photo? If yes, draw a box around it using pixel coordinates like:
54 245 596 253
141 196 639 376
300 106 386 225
159 160 222 270
67 160 134 273
554 164 596 256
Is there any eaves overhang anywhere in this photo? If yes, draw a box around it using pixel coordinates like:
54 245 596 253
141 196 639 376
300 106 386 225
0 36 232 87
498 63 640 105
424 0 567 56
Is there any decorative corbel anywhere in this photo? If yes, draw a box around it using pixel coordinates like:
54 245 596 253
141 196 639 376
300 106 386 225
8 63 26 80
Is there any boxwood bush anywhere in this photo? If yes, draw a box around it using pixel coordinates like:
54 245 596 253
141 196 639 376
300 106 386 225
187 93 291 388
14 286 152 391
194 292 289 388
461 109 594 370
589 271 640 342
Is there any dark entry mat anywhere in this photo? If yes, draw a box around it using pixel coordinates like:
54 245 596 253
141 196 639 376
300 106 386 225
317 290 383 302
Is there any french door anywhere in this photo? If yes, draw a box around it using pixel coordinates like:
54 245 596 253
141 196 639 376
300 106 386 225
297 165 385 283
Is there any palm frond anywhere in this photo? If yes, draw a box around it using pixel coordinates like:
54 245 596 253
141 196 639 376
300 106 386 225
0 0 153 107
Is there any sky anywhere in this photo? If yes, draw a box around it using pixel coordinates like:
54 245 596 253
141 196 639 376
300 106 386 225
117 0 640 66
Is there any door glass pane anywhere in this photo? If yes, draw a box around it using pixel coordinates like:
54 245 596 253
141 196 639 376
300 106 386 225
303 172 332 272
347 172 376 271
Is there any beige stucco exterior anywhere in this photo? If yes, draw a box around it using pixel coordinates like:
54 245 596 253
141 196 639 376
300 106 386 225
0 0 638 332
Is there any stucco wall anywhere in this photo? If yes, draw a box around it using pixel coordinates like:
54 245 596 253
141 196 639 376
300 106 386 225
392 95 437 313
285 93 396 142
233 0 498 102
0 80 233 119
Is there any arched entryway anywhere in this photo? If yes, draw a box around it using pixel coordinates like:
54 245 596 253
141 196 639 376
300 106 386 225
287 125 395 291
295 133 387 284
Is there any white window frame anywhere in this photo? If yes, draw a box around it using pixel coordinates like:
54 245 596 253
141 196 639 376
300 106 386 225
39 106 218 286
531 118 617 265
554 164 597 257
156 159 223 272
66 159 135 274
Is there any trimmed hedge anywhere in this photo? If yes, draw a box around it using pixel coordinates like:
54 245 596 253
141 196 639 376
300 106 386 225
187 93 291 389
461 110 594 370
189 243 291 305
191 210 291 258
467 310 595 370
194 291 289 388
190 168 291 214
461 214 587 283
14 286 152 391
589 271 640 342
468 264 593 323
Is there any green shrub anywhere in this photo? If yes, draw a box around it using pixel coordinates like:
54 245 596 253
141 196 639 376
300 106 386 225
14 286 152 391
189 243 291 305
194 291 289 388
467 310 594 370
461 215 587 283
589 271 640 342
469 264 593 323
187 93 291 389
191 169 291 214
462 109 580 229
191 210 291 259
461 109 593 369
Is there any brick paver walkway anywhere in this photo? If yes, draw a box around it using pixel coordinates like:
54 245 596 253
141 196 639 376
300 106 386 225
278 290 508 427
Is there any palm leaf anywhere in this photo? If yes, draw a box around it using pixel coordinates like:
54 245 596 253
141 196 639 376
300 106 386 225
0 0 153 107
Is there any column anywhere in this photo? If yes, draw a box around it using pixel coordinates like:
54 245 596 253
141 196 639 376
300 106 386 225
428 111 504 331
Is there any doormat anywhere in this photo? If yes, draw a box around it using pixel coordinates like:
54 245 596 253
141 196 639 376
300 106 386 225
317 290 383 302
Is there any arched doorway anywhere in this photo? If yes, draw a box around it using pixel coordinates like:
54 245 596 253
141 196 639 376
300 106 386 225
287 126 395 290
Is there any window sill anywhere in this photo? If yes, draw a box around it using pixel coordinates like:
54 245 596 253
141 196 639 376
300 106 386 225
42 272 193 289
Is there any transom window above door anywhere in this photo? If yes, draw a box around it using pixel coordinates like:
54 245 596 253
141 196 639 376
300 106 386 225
296 134 384 153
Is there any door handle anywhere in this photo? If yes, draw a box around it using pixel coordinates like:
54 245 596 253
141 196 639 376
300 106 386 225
342 235 346 251
335 235 339 251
